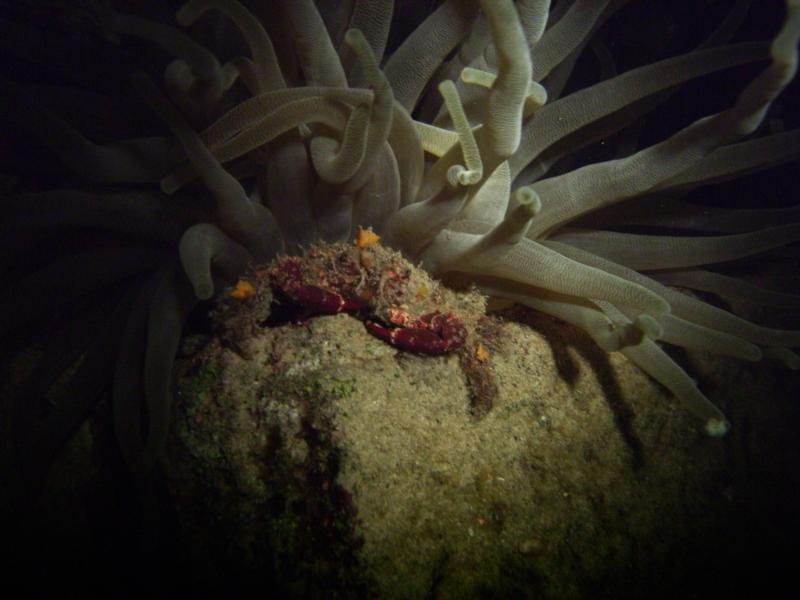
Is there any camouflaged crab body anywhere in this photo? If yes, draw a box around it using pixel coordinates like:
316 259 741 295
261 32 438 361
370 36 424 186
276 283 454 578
268 241 469 355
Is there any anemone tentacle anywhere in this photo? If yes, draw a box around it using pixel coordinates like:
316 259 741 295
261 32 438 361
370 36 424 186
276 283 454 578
2 0 799 477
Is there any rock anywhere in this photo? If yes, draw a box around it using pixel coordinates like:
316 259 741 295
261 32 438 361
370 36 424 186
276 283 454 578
166 300 734 598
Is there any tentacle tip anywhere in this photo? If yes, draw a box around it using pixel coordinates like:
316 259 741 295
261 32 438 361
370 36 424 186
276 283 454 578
746 348 764 362
460 67 493 88
447 164 465 187
763 347 800 369
514 187 542 215
160 176 181 195
194 283 214 301
458 169 483 186
344 28 366 47
527 82 548 107
176 3 202 28
298 123 313 139
634 314 662 340
652 297 671 316
220 62 241 90
783 351 800 370
705 418 730 437
165 59 196 93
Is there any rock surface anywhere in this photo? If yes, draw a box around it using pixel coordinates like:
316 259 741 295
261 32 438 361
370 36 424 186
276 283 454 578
166 295 740 597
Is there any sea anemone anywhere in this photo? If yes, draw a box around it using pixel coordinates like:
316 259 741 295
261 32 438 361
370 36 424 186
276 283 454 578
2 0 799 482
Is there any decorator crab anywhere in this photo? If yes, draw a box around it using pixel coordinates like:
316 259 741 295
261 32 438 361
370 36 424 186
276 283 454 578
212 231 499 415
268 229 471 356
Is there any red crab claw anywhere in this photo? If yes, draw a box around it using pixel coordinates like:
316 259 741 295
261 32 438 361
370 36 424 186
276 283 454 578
365 311 467 355
419 312 468 348
365 321 450 354
292 284 368 314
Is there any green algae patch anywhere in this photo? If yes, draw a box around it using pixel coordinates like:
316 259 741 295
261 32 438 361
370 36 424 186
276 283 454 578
175 351 221 407
268 373 358 407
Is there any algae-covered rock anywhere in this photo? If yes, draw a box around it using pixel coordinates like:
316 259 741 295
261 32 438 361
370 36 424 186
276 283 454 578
164 242 740 598
3 242 797 598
